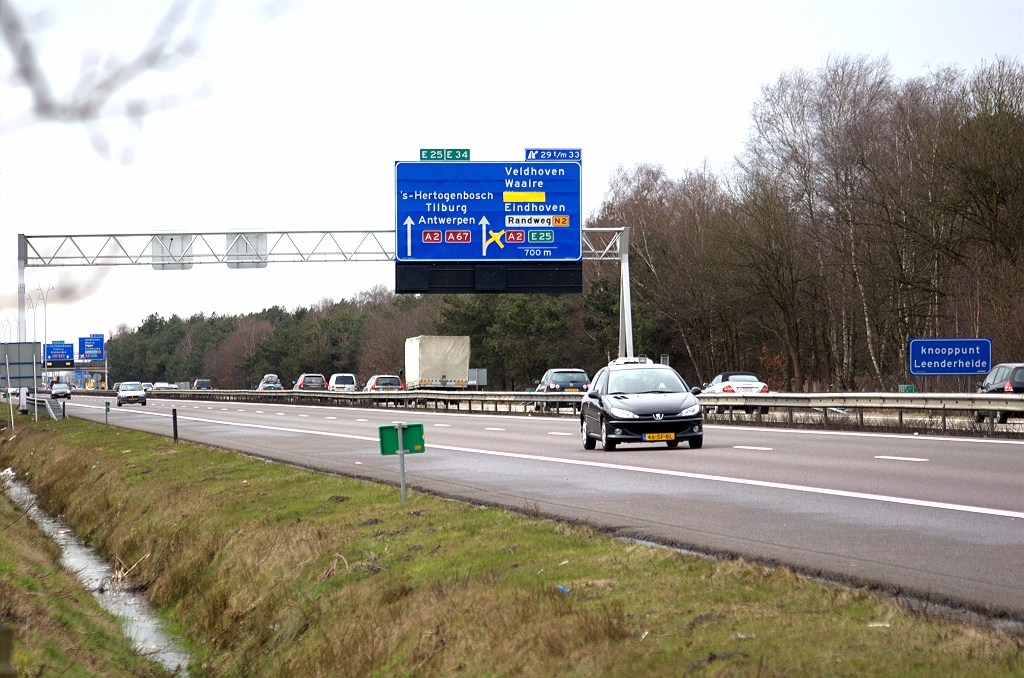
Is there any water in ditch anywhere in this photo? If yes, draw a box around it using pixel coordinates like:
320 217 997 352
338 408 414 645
1 468 190 676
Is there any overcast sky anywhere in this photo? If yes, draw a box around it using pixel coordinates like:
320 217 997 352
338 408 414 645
1 0 1021 350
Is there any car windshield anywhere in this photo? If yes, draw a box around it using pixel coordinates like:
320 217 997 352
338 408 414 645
607 369 686 394
122 383 143 392
376 377 401 387
727 375 760 382
552 371 588 383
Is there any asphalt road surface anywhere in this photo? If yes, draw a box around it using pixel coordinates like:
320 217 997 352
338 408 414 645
64 395 1024 617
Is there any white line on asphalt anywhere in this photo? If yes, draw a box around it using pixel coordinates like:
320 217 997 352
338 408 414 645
255 411 263 413
325 416 336 420
734 445 773 451
485 428 506 431
299 414 309 417
548 432 573 436
356 419 368 422
434 424 451 427
63 401 1024 519
276 413 284 416
875 455 929 462
237 409 245 412
221 408 228 411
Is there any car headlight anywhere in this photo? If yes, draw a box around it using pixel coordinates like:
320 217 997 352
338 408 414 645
680 403 700 417
608 405 639 419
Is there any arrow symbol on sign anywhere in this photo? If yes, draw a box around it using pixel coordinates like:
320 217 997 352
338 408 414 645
404 216 415 257
479 216 490 256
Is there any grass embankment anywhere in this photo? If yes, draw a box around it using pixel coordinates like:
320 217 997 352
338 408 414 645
1 416 1022 677
0 450 171 675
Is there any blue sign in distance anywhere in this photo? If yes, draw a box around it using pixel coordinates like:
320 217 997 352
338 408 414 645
395 161 582 262
908 338 992 376
45 343 74 362
79 335 105 361
525 149 581 161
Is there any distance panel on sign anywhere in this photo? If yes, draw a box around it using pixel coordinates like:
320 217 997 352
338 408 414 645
396 161 582 262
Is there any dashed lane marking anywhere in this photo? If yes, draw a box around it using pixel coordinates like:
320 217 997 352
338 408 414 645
876 455 929 462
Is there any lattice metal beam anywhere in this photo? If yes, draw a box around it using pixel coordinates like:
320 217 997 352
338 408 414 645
21 227 625 267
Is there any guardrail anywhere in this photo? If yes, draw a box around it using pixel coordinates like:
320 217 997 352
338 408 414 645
64 388 1023 435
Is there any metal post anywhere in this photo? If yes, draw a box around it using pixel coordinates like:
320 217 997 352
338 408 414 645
397 424 407 504
941 407 946 433
823 407 828 427
898 408 903 429
105 401 109 427
172 408 178 443
618 227 634 359
32 346 37 422
728 406 733 422
787 406 793 424
4 354 12 431
858 407 864 427
61 401 65 419
989 413 995 436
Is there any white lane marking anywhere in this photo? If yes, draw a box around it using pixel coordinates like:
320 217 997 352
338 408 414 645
325 416 336 420
356 419 368 422
63 400 1024 519
355 461 362 464
276 413 284 416
876 455 929 462
299 414 309 417
548 432 573 436
734 445 773 451
256 411 263 414
237 409 245 412
433 424 451 427
207 407 213 410
485 427 506 431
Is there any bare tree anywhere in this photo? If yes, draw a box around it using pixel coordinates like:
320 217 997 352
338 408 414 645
0 0 213 162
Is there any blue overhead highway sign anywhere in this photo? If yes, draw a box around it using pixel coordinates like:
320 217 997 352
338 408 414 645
79 335 105 361
45 342 75 367
909 338 991 376
395 161 582 262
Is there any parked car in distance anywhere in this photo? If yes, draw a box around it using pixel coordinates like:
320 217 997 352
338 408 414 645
142 382 153 391
152 382 171 390
50 383 71 399
329 373 358 392
117 382 147 407
293 373 327 390
257 379 283 391
193 378 213 390
581 357 703 451
364 375 404 392
702 371 770 414
534 368 589 411
975 362 1024 424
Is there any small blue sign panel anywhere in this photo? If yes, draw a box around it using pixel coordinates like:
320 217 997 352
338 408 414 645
396 161 582 262
909 338 991 376
525 149 581 161
45 343 74 362
79 335 105 361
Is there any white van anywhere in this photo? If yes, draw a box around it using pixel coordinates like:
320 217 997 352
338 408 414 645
328 373 358 392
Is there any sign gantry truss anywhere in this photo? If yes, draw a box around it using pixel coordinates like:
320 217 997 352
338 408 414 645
20 228 625 268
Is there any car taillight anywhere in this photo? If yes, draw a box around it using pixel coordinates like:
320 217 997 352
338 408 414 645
760 385 769 393
723 384 735 393
1005 381 1014 393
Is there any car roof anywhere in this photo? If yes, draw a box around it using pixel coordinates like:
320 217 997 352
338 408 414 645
993 363 1024 368
718 371 760 379
608 361 673 371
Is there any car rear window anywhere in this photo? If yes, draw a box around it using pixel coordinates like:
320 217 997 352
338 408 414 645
377 377 401 387
195 380 212 388
338 375 355 385
305 376 324 386
1012 368 1024 385
552 371 588 383
727 374 760 382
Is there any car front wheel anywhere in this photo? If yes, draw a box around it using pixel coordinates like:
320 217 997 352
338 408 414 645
117 401 123 407
582 421 595 450
688 437 703 449
667 440 679 448
600 418 616 451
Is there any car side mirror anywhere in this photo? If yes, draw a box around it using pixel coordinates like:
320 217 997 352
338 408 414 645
587 390 599 399
976 381 984 387
534 379 541 385
691 387 702 395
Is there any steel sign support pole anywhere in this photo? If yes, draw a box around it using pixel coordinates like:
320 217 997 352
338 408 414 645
618 227 634 358
397 423 407 504
17 235 27 411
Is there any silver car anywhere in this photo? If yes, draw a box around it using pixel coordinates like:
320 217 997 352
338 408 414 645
117 382 147 406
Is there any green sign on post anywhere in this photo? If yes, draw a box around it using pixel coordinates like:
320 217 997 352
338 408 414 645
419 149 470 161
379 422 424 504
897 384 916 393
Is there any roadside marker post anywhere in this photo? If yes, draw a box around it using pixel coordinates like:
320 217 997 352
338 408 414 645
379 422 425 504
172 408 178 443
104 401 109 427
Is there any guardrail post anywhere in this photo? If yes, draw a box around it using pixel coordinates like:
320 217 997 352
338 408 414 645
0 624 16 678
787 406 793 424
989 412 995 436
61 402 66 419
822 407 828 427
728 406 733 422
898 408 903 429
941 407 946 433
858 407 863 427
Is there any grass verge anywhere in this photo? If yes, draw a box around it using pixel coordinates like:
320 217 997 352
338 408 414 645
1 415 1022 677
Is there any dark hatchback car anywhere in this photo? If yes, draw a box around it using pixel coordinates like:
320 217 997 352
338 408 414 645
581 358 703 451
534 368 589 411
293 373 327 390
975 362 1024 423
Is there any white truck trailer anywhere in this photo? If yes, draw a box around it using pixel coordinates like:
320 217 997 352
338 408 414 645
404 336 470 390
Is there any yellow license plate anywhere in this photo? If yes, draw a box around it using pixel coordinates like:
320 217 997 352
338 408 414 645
644 432 675 441
565 388 579 392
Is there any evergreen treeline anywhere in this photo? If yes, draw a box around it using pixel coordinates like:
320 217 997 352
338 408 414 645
109 55 1022 392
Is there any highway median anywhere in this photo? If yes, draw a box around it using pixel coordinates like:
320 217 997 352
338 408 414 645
1 416 1022 677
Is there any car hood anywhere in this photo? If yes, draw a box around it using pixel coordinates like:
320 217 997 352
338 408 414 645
603 391 697 415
